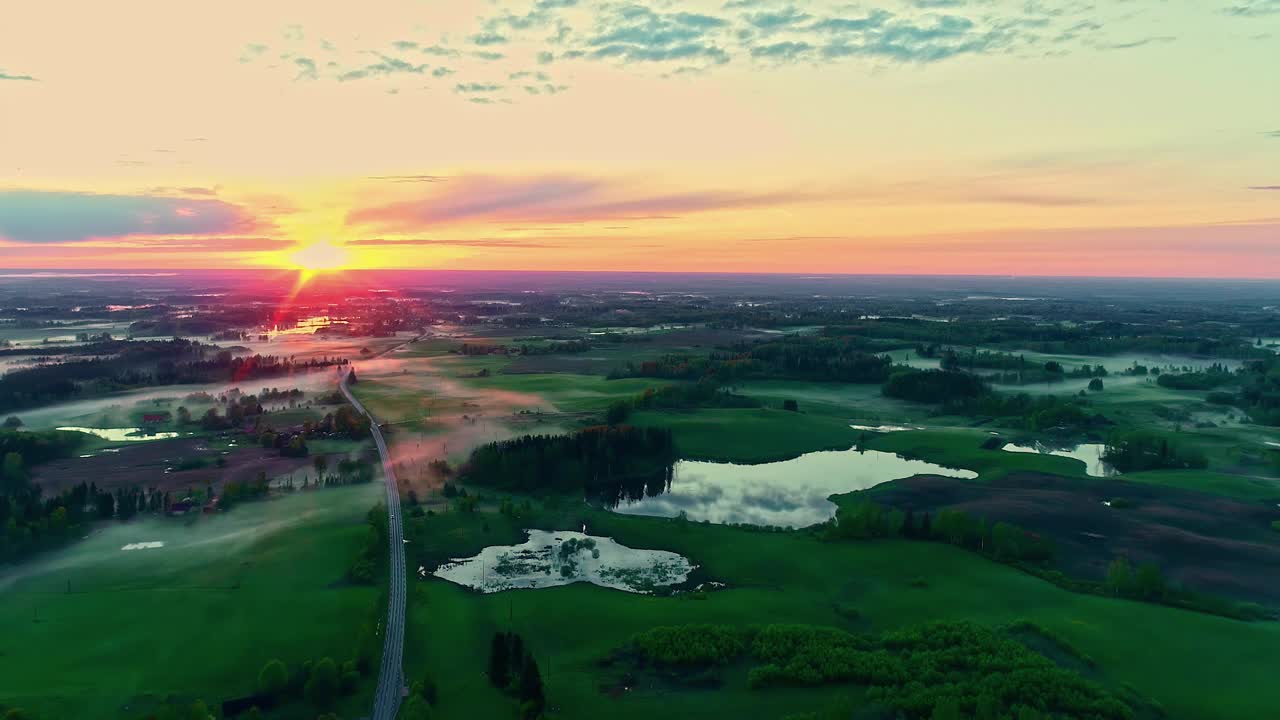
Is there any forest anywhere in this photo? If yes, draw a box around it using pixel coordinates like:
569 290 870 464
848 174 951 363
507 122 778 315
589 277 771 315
461 426 676 504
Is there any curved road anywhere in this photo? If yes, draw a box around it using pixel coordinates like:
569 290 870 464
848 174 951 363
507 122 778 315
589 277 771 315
341 370 405 720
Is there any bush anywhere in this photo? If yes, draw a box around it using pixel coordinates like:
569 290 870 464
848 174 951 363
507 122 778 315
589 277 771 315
305 657 340 709
257 658 288 698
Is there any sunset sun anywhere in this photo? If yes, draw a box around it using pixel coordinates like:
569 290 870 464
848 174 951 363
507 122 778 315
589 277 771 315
288 241 351 273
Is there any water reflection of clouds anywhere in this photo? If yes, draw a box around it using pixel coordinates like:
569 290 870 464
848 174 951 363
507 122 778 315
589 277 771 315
616 449 976 528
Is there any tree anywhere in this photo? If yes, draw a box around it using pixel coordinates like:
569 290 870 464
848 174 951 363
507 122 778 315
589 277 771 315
258 658 288 699
1106 556 1133 596
930 698 962 720
305 657 340 709
2 416 22 429
605 400 630 425
402 695 434 720
314 454 329 479
975 693 999 720
488 632 511 687
782 399 799 412
518 653 545 716
176 406 191 425
1 452 26 493
1088 377 1104 392
1134 562 1167 600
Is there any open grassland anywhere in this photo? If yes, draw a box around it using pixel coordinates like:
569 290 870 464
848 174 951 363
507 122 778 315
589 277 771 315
0 483 383 719
866 429 1090 480
1120 469 1280 501
405 507 1280 720
629 407 861 463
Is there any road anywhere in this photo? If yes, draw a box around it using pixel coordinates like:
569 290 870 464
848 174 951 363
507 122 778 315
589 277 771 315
341 369 406 720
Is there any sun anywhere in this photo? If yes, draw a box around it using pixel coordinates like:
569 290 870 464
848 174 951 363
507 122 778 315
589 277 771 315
288 241 351 272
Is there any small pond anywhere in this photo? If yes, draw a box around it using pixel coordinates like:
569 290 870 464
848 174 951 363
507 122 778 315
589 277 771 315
612 448 977 528
56 426 180 442
432 530 695 594
1001 442 1116 477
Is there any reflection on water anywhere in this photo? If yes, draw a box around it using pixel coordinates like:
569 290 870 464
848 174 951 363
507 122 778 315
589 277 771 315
1001 442 1116 477
121 541 165 551
849 424 923 432
433 530 694 594
612 449 977 528
56 426 180 442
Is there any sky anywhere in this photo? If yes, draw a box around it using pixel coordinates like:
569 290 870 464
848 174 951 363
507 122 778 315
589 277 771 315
1 0 1277 277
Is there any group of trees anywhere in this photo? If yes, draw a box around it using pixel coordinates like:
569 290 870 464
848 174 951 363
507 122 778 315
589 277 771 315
829 500 1055 566
0 337 348 410
605 379 760 425
1105 556 1169 601
346 504 388 584
1102 431 1208 472
926 347 1109 387
882 369 1107 432
461 426 676 505
612 336 896 385
882 369 987 406
627 621 1133 720
1 464 198 563
1154 364 1235 391
488 631 546 719
246 655 363 716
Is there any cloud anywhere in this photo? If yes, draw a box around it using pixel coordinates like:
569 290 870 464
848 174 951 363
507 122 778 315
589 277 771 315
455 82 504 93
1265 130 1280 138
742 7 812 34
144 186 220 197
0 191 259 243
345 174 817 229
367 175 448 183
470 32 510 46
1098 36 1175 50
961 192 1101 206
815 13 1015 63
1248 186 1280 191
347 237 562 248
337 54 429 81
750 40 815 61
1223 0 1280 16
294 56 319 80
420 44 459 58
579 6 732 65
0 68 37 81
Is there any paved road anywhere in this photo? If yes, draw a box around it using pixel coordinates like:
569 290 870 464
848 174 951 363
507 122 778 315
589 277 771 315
341 370 405 720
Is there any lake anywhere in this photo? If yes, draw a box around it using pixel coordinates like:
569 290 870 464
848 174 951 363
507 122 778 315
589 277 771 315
432 530 694 594
612 448 977 528
1001 442 1116 477
56 426 180 442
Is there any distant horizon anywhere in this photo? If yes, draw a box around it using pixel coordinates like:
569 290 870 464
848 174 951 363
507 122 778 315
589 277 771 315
4 267 1280 284
3 1 1277 278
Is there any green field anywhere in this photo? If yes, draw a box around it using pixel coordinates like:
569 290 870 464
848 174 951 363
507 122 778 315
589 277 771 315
404 507 1280 720
630 407 861 463
0 483 384 719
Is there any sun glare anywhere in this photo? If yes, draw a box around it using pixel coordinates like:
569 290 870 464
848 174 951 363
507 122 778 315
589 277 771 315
288 241 351 272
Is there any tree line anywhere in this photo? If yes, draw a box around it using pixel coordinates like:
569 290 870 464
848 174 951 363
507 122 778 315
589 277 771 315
626 620 1133 720
461 426 676 505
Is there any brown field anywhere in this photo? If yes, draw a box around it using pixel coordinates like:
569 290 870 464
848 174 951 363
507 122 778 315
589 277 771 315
866 472 1280 607
32 436 349 494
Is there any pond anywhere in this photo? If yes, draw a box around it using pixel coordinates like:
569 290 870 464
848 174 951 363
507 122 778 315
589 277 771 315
432 530 694 594
611 448 977 528
56 426 180 442
1001 442 1116 477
